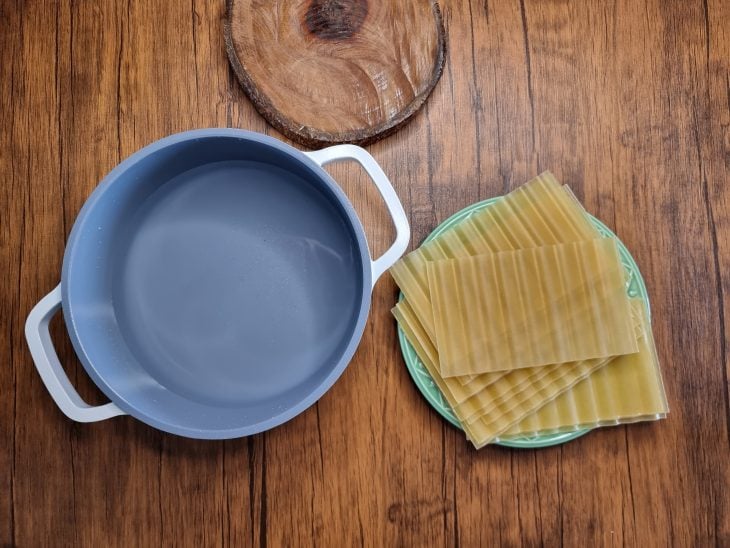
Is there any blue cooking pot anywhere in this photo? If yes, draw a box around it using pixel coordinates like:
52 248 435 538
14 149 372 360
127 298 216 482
25 129 409 439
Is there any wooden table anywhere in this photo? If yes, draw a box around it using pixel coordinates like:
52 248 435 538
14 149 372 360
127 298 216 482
2 1 728 545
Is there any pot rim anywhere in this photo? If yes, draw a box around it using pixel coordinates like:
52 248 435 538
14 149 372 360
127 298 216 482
60 128 374 439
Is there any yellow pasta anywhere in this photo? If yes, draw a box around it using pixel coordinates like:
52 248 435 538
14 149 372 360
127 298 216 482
392 302 620 432
394 299 576 404
460 304 645 425
391 173 667 448
427 239 638 376
499 301 667 438
390 173 600 342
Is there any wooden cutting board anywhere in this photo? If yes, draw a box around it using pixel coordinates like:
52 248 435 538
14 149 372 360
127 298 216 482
225 0 446 147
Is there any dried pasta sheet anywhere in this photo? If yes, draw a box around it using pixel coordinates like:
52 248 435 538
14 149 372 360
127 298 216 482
390 172 600 342
428 238 638 376
464 354 615 449
392 302 620 433
396 299 602 411
392 300 484 406
394 293 641 414
499 301 668 438
394 300 591 406
394 300 497 403
460 304 644 427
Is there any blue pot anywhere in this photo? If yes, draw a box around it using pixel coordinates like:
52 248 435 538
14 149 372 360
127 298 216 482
25 129 409 439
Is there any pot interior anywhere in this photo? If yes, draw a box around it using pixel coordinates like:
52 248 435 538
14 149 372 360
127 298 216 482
63 133 368 437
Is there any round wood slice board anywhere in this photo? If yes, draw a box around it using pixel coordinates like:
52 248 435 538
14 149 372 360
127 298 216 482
225 0 446 148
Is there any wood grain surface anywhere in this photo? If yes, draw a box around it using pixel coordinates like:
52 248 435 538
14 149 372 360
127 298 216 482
1 0 728 546
225 0 445 147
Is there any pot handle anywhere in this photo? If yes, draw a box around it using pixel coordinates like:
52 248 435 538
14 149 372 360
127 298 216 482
305 145 410 286
25 284 126 422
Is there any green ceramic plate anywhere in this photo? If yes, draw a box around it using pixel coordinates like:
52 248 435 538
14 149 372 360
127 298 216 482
398 197 650 449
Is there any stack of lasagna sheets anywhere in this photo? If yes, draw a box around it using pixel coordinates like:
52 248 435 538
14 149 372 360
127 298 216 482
390 173 668 448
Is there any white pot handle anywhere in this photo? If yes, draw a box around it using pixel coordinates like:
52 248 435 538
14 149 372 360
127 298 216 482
305 145 410 287
25 284 126 422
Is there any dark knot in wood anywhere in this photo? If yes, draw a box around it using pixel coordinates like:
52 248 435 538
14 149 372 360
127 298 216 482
304 0 368 41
